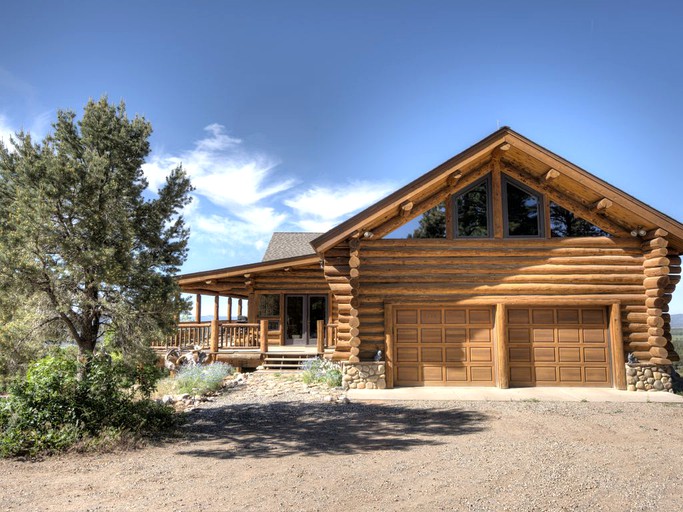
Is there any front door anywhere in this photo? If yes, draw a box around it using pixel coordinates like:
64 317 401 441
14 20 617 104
285 295 327 345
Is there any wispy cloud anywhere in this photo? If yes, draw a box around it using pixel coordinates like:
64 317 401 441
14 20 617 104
284 181 395 231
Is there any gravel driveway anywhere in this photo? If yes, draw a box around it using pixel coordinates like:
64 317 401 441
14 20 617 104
1 372 681 511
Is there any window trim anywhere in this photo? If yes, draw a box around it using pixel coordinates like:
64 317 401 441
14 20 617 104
502 174 545 238
452 174 492 238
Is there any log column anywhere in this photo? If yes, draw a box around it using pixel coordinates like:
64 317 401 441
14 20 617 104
195 294 202 323
226 297 232 323
348 238 362 363
323 242 354 361
641 230 671 365
210 295 219 354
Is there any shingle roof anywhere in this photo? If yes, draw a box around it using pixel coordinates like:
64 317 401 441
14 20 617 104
262 232 322 262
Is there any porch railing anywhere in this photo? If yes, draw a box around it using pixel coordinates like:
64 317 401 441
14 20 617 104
157 319 340 353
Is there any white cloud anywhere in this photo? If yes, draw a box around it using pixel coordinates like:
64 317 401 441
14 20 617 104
284 181 395 231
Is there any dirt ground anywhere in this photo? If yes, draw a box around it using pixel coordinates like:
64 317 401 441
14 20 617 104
1 372 682 512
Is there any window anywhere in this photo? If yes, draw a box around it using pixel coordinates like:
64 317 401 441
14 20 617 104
550 203 609 237
453 176 491 237
258 294 280 317
503 176 543 237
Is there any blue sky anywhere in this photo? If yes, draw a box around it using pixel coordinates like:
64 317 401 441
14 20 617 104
1 1 682 313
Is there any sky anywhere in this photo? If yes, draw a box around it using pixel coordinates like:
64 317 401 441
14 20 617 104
1 0 682 313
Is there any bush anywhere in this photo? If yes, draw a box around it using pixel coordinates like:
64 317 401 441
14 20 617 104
156 363 234 397
301 357 342 387
0 353 177 458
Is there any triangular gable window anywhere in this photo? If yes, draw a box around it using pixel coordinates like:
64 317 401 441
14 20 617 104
503 176 543 237
550 202 609 237
384 203 446 238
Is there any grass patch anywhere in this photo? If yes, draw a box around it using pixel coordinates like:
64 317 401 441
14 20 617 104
301 357 342 388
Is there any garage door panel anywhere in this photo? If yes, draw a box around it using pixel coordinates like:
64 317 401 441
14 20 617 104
396 310 418 324
421 347 443 362
583 329 605 343
396 366 419 383
535 366 557 382
394 306 493 386
585 367 609 383
533 347 556 362
470 347 492 362
446 366 467 381
445 347 467 362
396 328 418 343
469 328 491 342
444 309 467 324
396 347 418 363
558 347 581 362
423 366 443 381
421 328 442 343
470 367 493 382
509 347 531 362
559 367 582 383
509 307 611 388
584 347 607 362
445 328 467 343
420 310 442 324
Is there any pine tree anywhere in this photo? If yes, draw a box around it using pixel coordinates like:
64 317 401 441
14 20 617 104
410 203 446 238
0 97 193 358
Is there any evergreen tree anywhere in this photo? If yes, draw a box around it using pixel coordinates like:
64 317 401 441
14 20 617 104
0 97 193 358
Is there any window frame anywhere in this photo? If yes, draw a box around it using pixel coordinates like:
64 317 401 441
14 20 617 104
452 174 493 239
502 174 545 239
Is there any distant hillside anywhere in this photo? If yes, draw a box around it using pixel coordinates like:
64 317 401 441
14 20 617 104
671 314 683 329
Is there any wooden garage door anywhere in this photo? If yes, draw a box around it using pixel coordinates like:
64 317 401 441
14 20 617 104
393 306 495 386
508 307 612 387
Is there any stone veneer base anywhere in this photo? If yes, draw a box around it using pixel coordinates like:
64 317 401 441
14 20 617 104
342 361 386 390
625 363 674 392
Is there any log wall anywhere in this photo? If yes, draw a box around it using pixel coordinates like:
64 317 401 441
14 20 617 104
355 237 663 362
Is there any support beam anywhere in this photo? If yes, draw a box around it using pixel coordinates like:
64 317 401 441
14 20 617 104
195 294 201 323
495 304 509 389
260 319 268 353
213 295 220 321
400 201 414 217
238 298 243 318
610 303 626 390
226 297 232 322
446 171 463 186
544 168 560 181
593 198 613 211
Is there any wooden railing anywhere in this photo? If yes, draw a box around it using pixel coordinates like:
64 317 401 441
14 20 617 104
157 319 339 353
162 322 212 349
218 323 260 348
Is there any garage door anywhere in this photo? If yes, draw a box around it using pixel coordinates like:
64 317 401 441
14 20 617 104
393 306 495 386
508 307 612 387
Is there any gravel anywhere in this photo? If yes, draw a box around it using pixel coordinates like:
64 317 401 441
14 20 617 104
1 372 682 511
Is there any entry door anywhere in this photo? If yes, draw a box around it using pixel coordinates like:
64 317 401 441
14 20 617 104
285 295 327 345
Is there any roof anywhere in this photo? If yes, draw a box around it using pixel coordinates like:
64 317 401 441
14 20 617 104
262 232 322 261
311 127 683 252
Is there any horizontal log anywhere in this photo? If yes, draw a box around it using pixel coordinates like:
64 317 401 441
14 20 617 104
361 263 644 274
644 267 669 277
348 355 360 363
645 288 665 298
627 323 648 333
360 283 645 295
626 313 648 323
647 308 663 316
649 346 669 358
648 327 664 337
649 357 672 365
643 257 670 268
626 342 652 352
363 237 641 249
349 337 361 347
647 317 664 328
349 347 360 356
669 353 680 362
625 305 647 312
669 275 681 285
361 247 643 258
644 247 669 258
628 332 650 342
648 336 667 347
643 228 669 240
668 256 682 266
646 297 667 308
643 276 669 289
641 237 668 249
632 351 653 361
361 274 645 285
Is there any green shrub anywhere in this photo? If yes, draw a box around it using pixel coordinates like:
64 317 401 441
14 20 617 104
301 358 342 387
156 363 234 397
0 353 176 458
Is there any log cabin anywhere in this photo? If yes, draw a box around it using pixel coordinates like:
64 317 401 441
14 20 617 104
170 127 683 391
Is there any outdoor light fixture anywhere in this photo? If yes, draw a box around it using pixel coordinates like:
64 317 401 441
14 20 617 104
630 227 647 237
363 231 374 239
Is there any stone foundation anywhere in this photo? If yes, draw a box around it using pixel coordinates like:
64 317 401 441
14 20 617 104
625 363 674 392
342 361 386 390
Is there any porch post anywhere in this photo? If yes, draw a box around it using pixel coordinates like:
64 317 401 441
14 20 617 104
210 295 220 354
259 319 268 354
238 298 243 318
195 294 202 323
226 297 232 323
316 319 325 355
